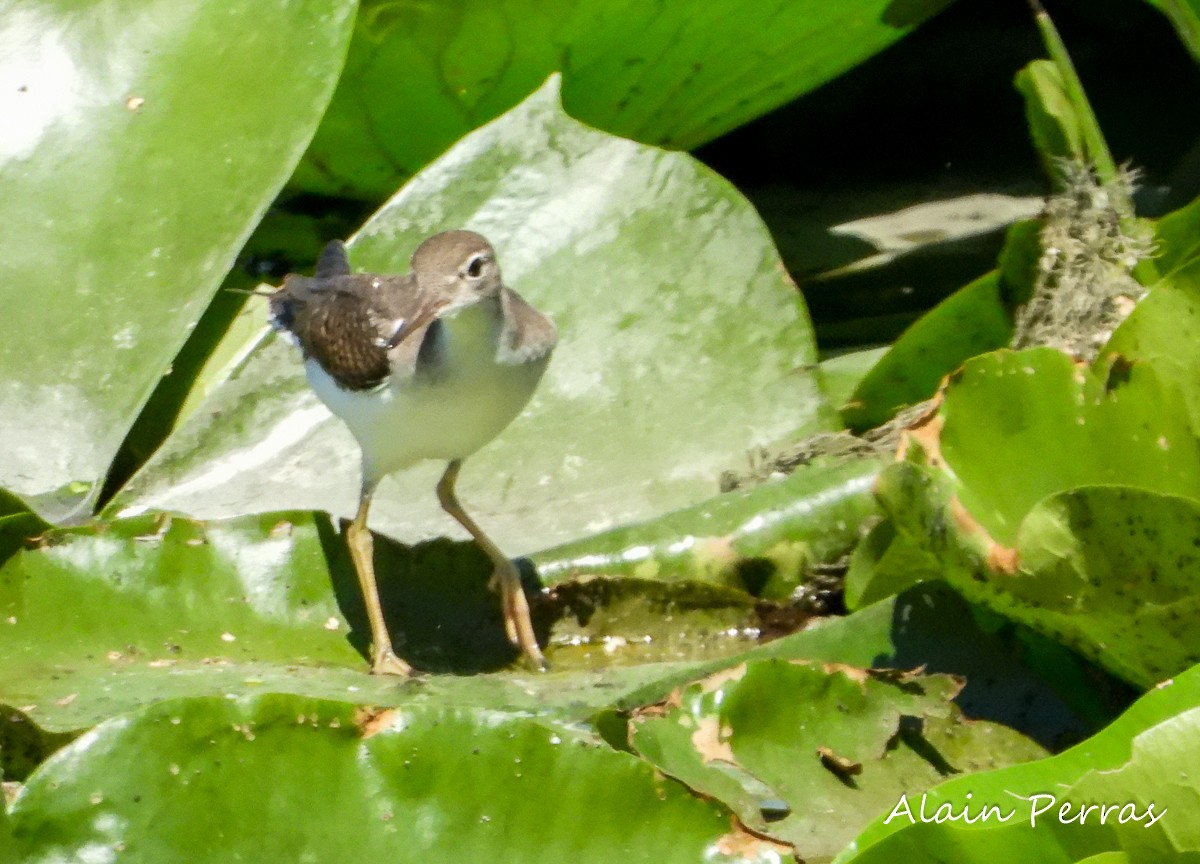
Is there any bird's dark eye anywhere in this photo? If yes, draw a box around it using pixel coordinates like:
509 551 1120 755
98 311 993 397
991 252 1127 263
465 255 486 278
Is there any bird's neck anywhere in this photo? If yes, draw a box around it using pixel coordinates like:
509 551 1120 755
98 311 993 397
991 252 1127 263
436 295 504 364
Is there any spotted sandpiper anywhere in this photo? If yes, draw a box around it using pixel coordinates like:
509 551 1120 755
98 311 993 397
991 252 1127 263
268 231 556 675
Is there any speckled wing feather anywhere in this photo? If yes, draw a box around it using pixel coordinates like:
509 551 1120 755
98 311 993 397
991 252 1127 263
269 242 438 391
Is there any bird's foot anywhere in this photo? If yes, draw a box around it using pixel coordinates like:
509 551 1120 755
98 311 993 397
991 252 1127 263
371 647 413 677
493 561 548 672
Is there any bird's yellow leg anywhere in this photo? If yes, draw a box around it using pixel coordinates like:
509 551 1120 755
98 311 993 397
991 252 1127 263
436 460 547 671
346 481 412 676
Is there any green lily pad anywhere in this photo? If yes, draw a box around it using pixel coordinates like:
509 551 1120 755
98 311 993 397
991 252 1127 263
112 76 836 554
837 661 1200 862
0 508 776 732
936 348 1200 546
534 456 884 600
1102 195 1200 426
0 0 357 522
294 0 955 200
628 659 1045 861
8 695 739 862
616 581 1122 752
1 493 1109 753
864 347 1200 686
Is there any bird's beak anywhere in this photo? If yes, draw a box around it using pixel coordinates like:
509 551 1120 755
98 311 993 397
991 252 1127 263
384 292 476 349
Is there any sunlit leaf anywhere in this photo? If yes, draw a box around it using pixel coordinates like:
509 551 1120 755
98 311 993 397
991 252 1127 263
0 0 357 521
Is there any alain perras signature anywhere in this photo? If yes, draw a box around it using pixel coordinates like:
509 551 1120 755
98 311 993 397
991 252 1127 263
884 792 1167 829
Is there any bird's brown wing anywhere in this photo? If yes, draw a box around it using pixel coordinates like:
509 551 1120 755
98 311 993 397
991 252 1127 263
270 271 435 391
496 286 557 364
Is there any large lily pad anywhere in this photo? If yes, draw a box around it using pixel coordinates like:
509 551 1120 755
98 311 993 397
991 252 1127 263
112 76 836 554
0 0 357 522
293 0 955 200
8 696 742 863
0 496 1109 750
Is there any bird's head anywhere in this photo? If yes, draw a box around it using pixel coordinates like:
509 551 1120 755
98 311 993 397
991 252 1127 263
411 230 503 315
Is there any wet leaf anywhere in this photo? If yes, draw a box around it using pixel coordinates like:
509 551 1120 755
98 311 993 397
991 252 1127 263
8 696 735 862
0 0 357 522
113 76 836 554
933 348 1200 546
0 509 771 732
535 456 884 600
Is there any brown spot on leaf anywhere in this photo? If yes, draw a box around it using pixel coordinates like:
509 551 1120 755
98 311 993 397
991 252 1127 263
819 661 870 684
354 707 401 738
698 663 747 693
949 496 1020 574
631 687 684 724
897 409 944 466
712 819 796 861
691 716 735 764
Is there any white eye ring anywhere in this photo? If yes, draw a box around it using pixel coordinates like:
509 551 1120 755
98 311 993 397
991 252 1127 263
464 254 487 279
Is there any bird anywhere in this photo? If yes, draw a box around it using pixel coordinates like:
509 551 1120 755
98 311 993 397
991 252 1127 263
268 230 557 675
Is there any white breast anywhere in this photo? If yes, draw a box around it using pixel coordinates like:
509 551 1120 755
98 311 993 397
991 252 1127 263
305 300 550 482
